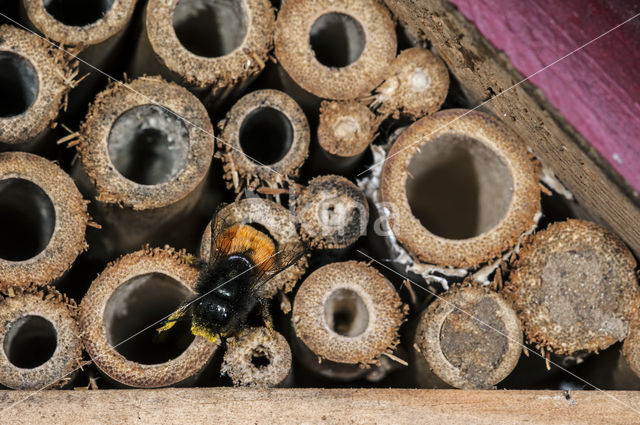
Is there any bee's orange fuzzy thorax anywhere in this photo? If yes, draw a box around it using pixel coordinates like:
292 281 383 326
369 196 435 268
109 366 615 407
216 224 276 272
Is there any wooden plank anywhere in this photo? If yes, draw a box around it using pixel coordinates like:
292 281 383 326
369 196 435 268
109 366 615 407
449 0 640 193
1 388 640 424
384 0 640 257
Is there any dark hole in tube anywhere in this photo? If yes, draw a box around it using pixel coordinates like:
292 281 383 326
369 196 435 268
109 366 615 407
4 315 57 369
0 179 55 261
104 273 195 365
43 0 115 27
310 13 366 68
406 134 513 240
251 349 270 368
108 105 190 186
324 288 369 337
0 52 38 118
239 107 293 165
173 0 247 58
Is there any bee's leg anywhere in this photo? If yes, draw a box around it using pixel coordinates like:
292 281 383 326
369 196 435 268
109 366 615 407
258 298 275 335
180 253 206 268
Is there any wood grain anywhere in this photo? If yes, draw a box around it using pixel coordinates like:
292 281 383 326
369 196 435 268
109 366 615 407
1 388 640 424
384 0 640 257
449 0 640 193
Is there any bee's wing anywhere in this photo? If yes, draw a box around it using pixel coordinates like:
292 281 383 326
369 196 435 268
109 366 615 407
250 246 306 293
208 203 230 265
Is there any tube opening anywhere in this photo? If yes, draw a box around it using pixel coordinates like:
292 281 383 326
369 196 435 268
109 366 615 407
310 13 365 68
0 178 55 261
251 347 270 368
104 273 195 365
0 52 39 118
406 134 513 239
324 288 369 337
239 107 293 165
3 315 57 369
43 0 115 27
108 104 190 186
172 0 247 58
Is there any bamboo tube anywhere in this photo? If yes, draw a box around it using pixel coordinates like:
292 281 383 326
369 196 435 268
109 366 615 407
380 109 540 269
292 261 407 380
0 25 70 152
294 175 369 250
20 0 137 120
369 47 450 119
0 152 87 291
412 285 522 389
274 0 397 101
78 247 218 388
217 89 309 193
0 290 82 390
502 219 640 356
75 76 214 260
131 0 274 103
314 100 379 174
199 198 307 298
221 327 292 387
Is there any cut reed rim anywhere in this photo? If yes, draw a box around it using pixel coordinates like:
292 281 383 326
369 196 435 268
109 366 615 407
414 285 522 389
372 47 450 119
380 109 540 268
0 152 88 291
0 291 82 390
0 25 69 145
292 261 406 365
78 76 214 210
200 198 307 298
503 219 640 355
145 0 274 88
79 247 218 388
317 100 378 158
23 0 136 47
275 0 397 100
295 175 369 250
218 89 309 192
221 327 292 387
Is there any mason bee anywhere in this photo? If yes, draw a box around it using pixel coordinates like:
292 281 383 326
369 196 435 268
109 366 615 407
157 210 303 343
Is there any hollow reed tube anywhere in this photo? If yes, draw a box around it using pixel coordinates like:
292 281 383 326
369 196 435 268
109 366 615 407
78 247 218 388
217 89 310 193
380 109 540 269
20 0 137 120
221 327 293 387
75 76 214 260
0 25 71 153
0 152 88 291
292 261 406 380
0 290 82 390
274 0 397 101
131 0 275 106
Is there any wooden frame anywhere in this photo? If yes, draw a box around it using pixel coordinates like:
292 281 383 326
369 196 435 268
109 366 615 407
1 388 639 424
1 1 639 423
